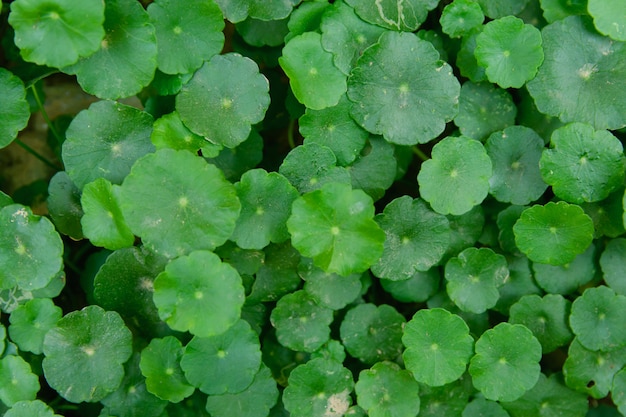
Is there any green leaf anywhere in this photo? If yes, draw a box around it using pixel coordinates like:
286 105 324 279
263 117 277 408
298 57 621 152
526 16 626 130
62 100 155 189
419 136 492 216
513 201 594 265
348 137 397 201
532 243 596 294
279 32 346 110
569 286 626 352
476 0 530 18
299 258 362 310
469 323 542 402
119 149 241 258
214 0 300 22
495 255 542 315
3 400 63 417
372 196 450 281
509 294 573 354
283 358 354 417
206 129 264 181
440 0 484 38
486 126 548 205
463 398 508 417
457 29 487 83
454 81 517 141
81 178 134 250
348 31 460 145
46 172 84 240
344 0 438 31
153 250 244 337
0 204 63 291
151 111 216 154
8 0 104 68
176 53 270 148
319 1 386 76
403 308 474 387
285 1 330 43
147 0 224 74
355 361 420 417
139 336 195 403
236 16 289 47
231 169 299 250
612 368 626 416
42 305 133 403
501 373 588 417
279 143 351 193
582 187 626 239
63 0 157 99
247 241 302 303
8 298 62 354
340 303 405 365
444 206 485 261
540 122 625 203
287 182 385 276
270 290 334 353
205 363 279 417
538 0 587 23
299 95 368 166
0 355 40 406
380 268 440 303
0 68 30 149
180 319 261 395
588 0 626 41
563 338 626 398
475 16 544 88
418 376 473 417
600 238 626 295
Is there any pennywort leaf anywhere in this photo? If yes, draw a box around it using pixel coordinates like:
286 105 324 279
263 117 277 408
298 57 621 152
600 238 626 295
344 0 438 31
0 355 40 406
0 68 30 149
3 400 63 417
588 0 626 41
440 0 484 38
8 298 62 355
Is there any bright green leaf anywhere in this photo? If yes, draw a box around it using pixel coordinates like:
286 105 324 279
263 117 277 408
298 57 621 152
344 0 438 31
0 68 30 149
612 368 626 416
539 0 587 23
151 111 216 154
0 355 40 406
8 298 62 354
3 400 63 417
214 0 300 22
457 29 487 83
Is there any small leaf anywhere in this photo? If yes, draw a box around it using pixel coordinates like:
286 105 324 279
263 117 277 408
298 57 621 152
463 397 508 417
513 201 594 265
42 305 133 403
403 308 474 387
469 323 542 401
153 250 245 337
287 182 385 276
345 0 438 31
588 0 626 41
440 0 484 38
476 0 530 19
348 137 397 201
8 0 104 68
380 269 440 303
247 241 301 303
300 258 362 310
600 238 626 295
532 243 596 294
0 68 30 149
3 400 63 417
151 111 216 154
539 0 587 23
0 355 40 406
419 136 492 216
46 172 84 240
612 368 626 416
214 0 300 22
8 298 62 354
177 53 270 148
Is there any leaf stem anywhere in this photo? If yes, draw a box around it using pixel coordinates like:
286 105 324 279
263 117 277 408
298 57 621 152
14 138 62 171
31 83 64 148
287 118 296 149
411 145 429 162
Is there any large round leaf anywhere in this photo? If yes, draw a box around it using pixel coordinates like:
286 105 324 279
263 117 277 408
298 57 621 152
119 149 241 258
286 182 385 276
418 136 492 215
526 16 626 130
62 100 155 189
0 204 63 291
147 0 224 74
8 0 105 68
0 68 30 149
177 53 270 148
63 0 157 99
347 31 460 145
153 250 244 337
42 305 133 403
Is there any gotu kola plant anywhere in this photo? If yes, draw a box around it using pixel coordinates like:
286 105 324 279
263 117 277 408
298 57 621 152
1 0 626 416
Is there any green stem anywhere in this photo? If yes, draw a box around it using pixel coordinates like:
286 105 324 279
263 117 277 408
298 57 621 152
287 118 296 149
15 138 62 171
31 84 64 148
411 145 429 162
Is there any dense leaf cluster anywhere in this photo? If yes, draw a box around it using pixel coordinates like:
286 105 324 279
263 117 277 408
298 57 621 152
1 0 626 416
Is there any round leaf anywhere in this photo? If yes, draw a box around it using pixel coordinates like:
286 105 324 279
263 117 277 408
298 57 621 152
3 400 63 417
0 355 40 406
0 204 63 291
214 0 299 22
283 358 354 417
42 305 133 403
177 53 270 148
300 258 363 310
8 298 62 354
475 16 544 88
476 0 530 18
600 238 626 295
418 136 492 216
46 172 84 240
380 268 440 303
372 196 450 281
612 368 626 416
147 0 224 74
287 182 385 276
180 319 261 395
540 122 625 204
347 137 397 201
513 201 594 265
588 0 626 41
63 0 157 99
440 0 484 38
345 0 438 31
486 126 548 205
0 68 30 149
151 111 214 153
469 323 542 402
8 0 104 68
119 149 241 258
526 16 626 130
355 361 420 417
153 250 244 337
62 100 155 189
403 308 474 387
463 398 508 417
279 32 347 110
348 31 460 145
532 243 596 295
